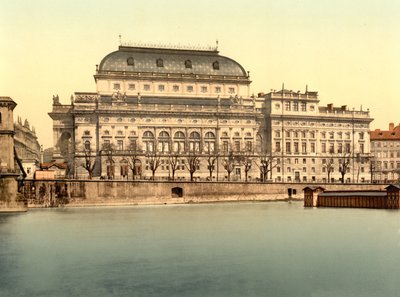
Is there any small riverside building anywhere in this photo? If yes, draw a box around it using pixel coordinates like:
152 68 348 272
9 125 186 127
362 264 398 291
303 185 400 209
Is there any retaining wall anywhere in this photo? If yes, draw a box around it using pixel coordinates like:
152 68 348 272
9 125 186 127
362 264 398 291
21 180 388 207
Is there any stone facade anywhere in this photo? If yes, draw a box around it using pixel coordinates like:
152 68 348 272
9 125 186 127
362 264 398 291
48 44 374 183
370 123 400 182
49 45 266 180
14 117 41 178
263 88 373 183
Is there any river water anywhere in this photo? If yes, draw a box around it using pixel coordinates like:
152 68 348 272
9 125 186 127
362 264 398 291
0 202 399 297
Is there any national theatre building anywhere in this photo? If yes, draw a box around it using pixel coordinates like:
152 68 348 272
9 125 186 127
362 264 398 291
49 44 265 180
49 43 373 182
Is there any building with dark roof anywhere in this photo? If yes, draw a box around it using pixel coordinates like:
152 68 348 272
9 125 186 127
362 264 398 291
49 45 265 180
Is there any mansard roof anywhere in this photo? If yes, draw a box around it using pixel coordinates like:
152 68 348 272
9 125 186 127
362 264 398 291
98 46 248 77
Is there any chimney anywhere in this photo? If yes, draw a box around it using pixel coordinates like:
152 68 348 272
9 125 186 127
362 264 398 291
389 123 394 131
341 105 347 111
327 103 333 111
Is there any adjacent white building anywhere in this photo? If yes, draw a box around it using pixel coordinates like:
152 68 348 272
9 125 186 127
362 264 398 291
264 88 373 183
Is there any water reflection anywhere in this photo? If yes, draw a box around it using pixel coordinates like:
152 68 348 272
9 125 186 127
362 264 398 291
0 203 399 297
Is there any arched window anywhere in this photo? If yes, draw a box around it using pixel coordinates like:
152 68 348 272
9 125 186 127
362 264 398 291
174 131 185 139
189 132 201 152
158 131 170 153
143 131 155 152
205 132 216 153
189 131 200 139
159 131 170 138
143 131 154 138
120 159 129 178
205 132 215 139
173 131 185 153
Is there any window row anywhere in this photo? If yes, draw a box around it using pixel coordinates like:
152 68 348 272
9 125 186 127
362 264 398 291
274 130 364 140
113 83 233 94
275 142 364 154
125 57 221 70
97 139 253 153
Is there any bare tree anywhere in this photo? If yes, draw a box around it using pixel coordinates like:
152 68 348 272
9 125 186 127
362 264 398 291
222 151 236 181
127 143 142 180
168 153 179 181
338 153 351 183
254 153 277 182
146 149 161 180
185 152 200 181
81 147 97 179
323 158 334 183
102 143 116 179
368 156 376 183
206 154 218 181
242 152 252 182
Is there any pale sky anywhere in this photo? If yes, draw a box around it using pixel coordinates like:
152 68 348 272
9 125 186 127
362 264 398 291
1 0 399 148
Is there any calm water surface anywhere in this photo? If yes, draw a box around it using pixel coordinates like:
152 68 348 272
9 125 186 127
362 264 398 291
0 202 399 297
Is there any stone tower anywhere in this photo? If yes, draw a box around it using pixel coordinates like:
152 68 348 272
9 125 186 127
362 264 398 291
0 97 26 212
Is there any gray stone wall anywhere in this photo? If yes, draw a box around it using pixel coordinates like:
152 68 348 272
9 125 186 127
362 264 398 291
22 180 388 207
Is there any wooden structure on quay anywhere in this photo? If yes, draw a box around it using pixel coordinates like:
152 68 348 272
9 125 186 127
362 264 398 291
303 185 400 209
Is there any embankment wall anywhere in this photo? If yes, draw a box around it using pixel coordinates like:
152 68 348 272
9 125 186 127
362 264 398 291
21 180 388 207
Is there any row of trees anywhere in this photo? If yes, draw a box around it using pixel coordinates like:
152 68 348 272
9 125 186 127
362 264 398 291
78 142 278 181
78 143 381 184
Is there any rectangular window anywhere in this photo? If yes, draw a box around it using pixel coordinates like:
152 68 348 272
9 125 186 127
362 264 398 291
293 102 299 111
113 83 121 90
301 102 306 111
187 86 194 92
223 141 229 153
286 142 291 153
360 143 364 153
276 142 281 152
338 143 343 153
143 84 150 91
345 143 351 153
234 141 240 152
173 85 180 92
321 143 326 153
329 143 334 153
246 141 252 152
285 101 291 111
311 143 316 153
228 87 235 94
215 86 221 93
275 131 281 138
128 84 136 90
294 142 299 153
201 86 208 93
117 140 123 150
158 85 165 91
302 143 307 153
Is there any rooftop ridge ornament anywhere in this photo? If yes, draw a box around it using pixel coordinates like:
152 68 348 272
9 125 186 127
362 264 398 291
120 40 218 52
